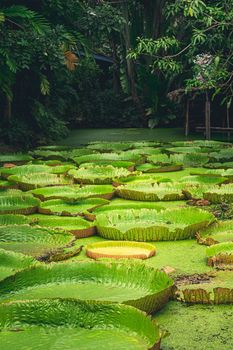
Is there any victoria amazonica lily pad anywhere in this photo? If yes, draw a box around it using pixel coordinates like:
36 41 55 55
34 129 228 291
0 191 40 214
0 153 32 164
0 225 73 256
95 208 215 241
0 300 161 350
93 198 166 213
39 198 109 216
0 249 36 281
197 221 233 245
86 241 156 260
0 180 17 189
0 261 173 313
9 173 72 190
210 148 233 162
73 152 142 165
0 214 30 225
30 184 115 201
179 175 227 185
167 146 210 154
86 141 132 152
136 163 183 173
206 242 233 267
79 160 135 169
170 153 210 167
0 164 52 179
69 166 132 184
30 214 96 237
116 182 185 201
203 184 233 203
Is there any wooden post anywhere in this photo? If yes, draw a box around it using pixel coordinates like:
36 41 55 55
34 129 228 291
205 92 211 140
185 98 190 137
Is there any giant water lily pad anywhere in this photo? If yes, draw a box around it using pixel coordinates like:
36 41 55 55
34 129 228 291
0 299 161 350
9 173 72 190
93 198 166 213
86 141 132 152
204 184 233 203
0 214 30 225
197 221 233 246
136 163 182 173
167 146 209 154
69 166 132 184
0 164 52 179
79 160 135 169
116 182 185 201
0 225 73 256
95 208 215 241
0 180 17 189
206 242 233 267
39 198 109 216
179 175 227 185
0 249 36 281
0 191 40 214
73 152 142 165
174 270 233 305
210 148 233 162
170 153 210 167
0 260 173 313
30 214 96 237
86 241 156 260
0 153 32 164
31 184 115 201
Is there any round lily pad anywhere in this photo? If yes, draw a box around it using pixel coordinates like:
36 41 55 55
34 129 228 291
86 241 156 260
0 299 161 350
39 198 109 216
0 260 173 313
95 208 215 241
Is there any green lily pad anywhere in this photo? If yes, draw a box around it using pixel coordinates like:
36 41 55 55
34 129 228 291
0 299 161 350
0 260 173 313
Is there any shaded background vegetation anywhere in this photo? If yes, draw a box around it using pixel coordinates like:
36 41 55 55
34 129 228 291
0 0 233 147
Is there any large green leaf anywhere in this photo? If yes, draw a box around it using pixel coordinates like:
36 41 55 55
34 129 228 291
206 242 233 267
39 198 109 216
203 184 233 203
0 191 40 214
167 146 210 154
31 184 115 201
210 148 233 162
79 160 135 169
69 166 132 184
93 198 166 213
73 152 142 165
9 173 72 190
30 214 96 237
197 221 233 245
116 182 185 201
95 208 215 241
0 260 173 313
0 249 36 281
0 164 52 179
0 153 32 164
0 299 161 350
0 225 73 256
86 142 132 152
170 153 210 167
0 214 30 225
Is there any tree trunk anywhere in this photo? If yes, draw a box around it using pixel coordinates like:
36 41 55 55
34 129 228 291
122 3 145 125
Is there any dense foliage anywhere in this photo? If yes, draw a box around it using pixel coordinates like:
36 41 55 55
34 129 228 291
0 1 232 146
